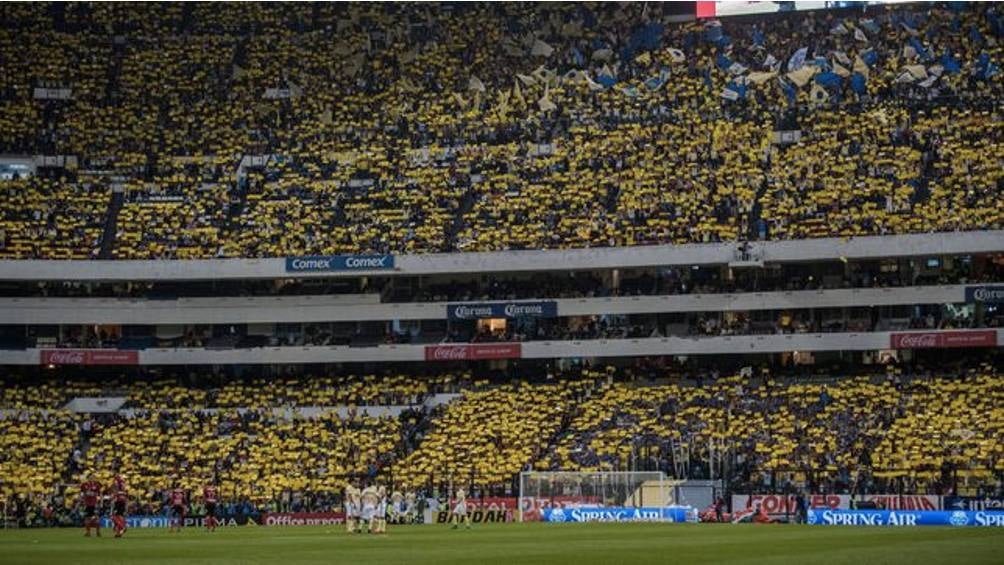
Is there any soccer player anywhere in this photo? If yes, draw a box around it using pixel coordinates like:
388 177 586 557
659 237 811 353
108 475 129 538
344 485 358 534
375 485 388 534
203 482 219 532
450 487 471 530
169 485 187 532
389 491 403 525
403 492 417 524
361 485 378 533
80 474 102 537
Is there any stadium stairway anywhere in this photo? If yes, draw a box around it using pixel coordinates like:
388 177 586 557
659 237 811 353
446 186 478 250
98 190 124 259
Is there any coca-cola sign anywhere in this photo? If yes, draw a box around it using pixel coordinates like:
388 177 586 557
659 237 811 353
890 330 997 350
40 349 139 366
424 343 521 361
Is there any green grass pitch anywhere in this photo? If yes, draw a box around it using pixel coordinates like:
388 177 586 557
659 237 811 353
1 522 1001 565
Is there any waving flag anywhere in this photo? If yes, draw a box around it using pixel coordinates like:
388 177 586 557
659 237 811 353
788 47 808 72
531 39 554 57
780 78 797 105
644 69 671 91
716 52 733 71
787 65 818 87
975 54 999 79
667 48 686 63
904 65 928 81
850 72 867 95
468 76 486 92
814 71 842 88
909 38 931 61
859 19 880 34
970 25 984 45
763 54 780 71
596 65 617 88
809 83 829 105
941 51 961 74
747 71 776 85
592 48 613 61
854 54 870 78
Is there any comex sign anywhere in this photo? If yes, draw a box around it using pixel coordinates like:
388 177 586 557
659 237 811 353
285 255 394 273
807 509 1004 527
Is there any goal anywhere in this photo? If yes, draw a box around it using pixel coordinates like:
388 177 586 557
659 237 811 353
518 471 671 522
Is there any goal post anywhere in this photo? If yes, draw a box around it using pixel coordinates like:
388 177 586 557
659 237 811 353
518 471 672 522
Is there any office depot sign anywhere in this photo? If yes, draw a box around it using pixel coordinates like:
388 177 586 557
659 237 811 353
40 349 138 365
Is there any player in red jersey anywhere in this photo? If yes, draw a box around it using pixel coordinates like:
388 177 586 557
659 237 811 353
202 482 219 532
79 474 102 537
108 475 129 538
169 486 187 533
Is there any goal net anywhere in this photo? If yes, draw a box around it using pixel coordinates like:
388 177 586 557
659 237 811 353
519 471 682 522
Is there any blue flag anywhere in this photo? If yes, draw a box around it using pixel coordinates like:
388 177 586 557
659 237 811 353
941 50 961 74
752 29 765 47
974 53 998 79
988 13 1003 37
815 72 842 88
788 47 808 72
716 53 733 71
909 37 930 61
859 19 880 34
861 50 878 67
850 72 867 95
782 80 796 106
705 23 723 43
725 80 747 99
970 25 984 45
644 69 670 91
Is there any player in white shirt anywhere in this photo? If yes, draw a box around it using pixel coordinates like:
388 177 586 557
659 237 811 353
450 487 471 530
403 492 417 524
388 491 403 524
375 486 388 534
361 485 378 533
344 485 360 534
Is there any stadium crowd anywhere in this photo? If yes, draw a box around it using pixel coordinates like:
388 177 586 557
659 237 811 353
0 2 1001 260
2 360 1002 527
